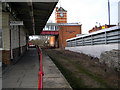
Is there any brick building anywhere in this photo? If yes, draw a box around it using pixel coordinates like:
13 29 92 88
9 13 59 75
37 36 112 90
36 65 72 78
56 7 81 48
1 12 28 65
89 24 116 33
41 7 82 48
55 7 67 23
59 24 81 48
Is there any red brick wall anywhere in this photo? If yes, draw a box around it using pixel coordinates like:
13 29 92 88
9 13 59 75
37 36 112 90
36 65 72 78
13 47 20 60
2 45 27 65
22 45 27 53
59 25 81 48
89 26 102 33
55 12 67 23
2 50 10 65
12 45 27 63
89 25 116 33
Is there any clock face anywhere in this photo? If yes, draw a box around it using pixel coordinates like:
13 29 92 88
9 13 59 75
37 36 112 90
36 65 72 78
60 13 64 17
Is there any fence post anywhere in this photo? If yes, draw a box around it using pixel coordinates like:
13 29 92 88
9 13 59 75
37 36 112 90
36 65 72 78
82 37 84 46
75 39 77 47
91 35 93 45
70 40 72 47
105 31 107 44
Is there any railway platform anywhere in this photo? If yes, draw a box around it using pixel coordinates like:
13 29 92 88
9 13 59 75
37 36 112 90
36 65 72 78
2 48 72 89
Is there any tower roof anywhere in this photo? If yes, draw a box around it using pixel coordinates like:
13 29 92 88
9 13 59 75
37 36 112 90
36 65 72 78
57 7 67 12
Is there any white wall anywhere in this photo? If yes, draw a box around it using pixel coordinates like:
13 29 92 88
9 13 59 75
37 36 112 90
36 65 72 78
0 12 2 49
65 44 119 58
20 27 26 47
11 26 19 49
20 27 26 54
0 12 2 29
11 26 26 49
9 14 27 59
0 50 2 62
2 12 10 50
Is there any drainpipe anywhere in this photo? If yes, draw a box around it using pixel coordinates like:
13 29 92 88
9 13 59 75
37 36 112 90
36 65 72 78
108 0 110 27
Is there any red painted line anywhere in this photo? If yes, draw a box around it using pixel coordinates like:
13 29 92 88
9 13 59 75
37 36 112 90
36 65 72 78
37 45 43 90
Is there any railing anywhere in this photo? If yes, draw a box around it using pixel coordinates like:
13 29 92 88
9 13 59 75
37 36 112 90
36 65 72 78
67 26 120 47
36 45 44 90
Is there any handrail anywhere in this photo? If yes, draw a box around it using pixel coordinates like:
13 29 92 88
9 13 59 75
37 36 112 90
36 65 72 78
36 45 44 90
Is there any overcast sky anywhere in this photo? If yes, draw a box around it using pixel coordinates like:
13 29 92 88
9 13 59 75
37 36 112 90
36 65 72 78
48 0 120 34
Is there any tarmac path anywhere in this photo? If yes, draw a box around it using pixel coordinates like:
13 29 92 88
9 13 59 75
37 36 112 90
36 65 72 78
3 48 39 88
2 48 72 89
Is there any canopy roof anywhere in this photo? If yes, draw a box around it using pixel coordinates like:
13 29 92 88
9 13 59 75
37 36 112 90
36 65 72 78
8 2 58 35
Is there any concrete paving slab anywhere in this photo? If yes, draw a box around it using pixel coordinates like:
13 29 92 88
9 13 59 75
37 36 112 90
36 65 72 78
2 48 39 88
2 82 21 88
19 81 38 88
2 48 72 89
0 78 2 90
42 53 72 89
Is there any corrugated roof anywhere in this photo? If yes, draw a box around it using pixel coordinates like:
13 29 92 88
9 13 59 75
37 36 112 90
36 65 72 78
8 2 58 35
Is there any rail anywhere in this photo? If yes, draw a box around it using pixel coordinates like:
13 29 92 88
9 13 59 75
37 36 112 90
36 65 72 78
36 45 44 90
66 26 120 47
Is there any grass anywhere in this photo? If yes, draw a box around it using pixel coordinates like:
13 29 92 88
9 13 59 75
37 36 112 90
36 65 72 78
48 55 90 89
44 49 117 89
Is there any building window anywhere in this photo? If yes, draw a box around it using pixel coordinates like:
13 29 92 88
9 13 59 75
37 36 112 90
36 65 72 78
55 26 58 31
46 26 49 30
0 29 2 48
51 26 54 30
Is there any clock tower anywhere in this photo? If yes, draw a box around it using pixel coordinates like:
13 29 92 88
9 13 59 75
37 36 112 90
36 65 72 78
55 7 67 23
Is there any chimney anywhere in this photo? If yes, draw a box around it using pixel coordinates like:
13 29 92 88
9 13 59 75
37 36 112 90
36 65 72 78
95 25 97 29
56 7 58 11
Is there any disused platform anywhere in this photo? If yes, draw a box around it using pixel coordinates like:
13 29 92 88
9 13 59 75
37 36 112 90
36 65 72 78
2 48 72 89
42 53 72 89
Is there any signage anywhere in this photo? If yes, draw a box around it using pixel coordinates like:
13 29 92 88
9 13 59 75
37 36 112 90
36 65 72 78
102 26 105 29
10 21 23 26
66 30 76 33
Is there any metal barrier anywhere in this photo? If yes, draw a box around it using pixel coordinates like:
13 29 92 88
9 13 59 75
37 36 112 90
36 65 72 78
66 26 120 47
36 45 44 90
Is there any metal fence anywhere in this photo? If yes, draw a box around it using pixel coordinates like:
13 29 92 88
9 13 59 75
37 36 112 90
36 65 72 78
67 26 120 47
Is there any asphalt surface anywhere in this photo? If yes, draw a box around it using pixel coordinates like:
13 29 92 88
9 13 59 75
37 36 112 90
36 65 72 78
2 48 72 89
2 48 39 88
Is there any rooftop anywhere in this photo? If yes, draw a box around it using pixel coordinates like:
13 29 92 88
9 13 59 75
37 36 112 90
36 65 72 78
67 25 120 41
57 7 67 12
46 23 81 26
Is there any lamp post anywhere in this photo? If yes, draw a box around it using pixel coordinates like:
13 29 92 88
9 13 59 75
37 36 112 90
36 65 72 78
96 22 101 27
108 0 110 26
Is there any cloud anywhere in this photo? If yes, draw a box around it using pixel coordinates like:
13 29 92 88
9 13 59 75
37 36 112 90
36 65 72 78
48 0 119 34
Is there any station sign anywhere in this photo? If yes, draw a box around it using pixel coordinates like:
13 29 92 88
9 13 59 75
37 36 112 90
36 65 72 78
10 21 23 26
